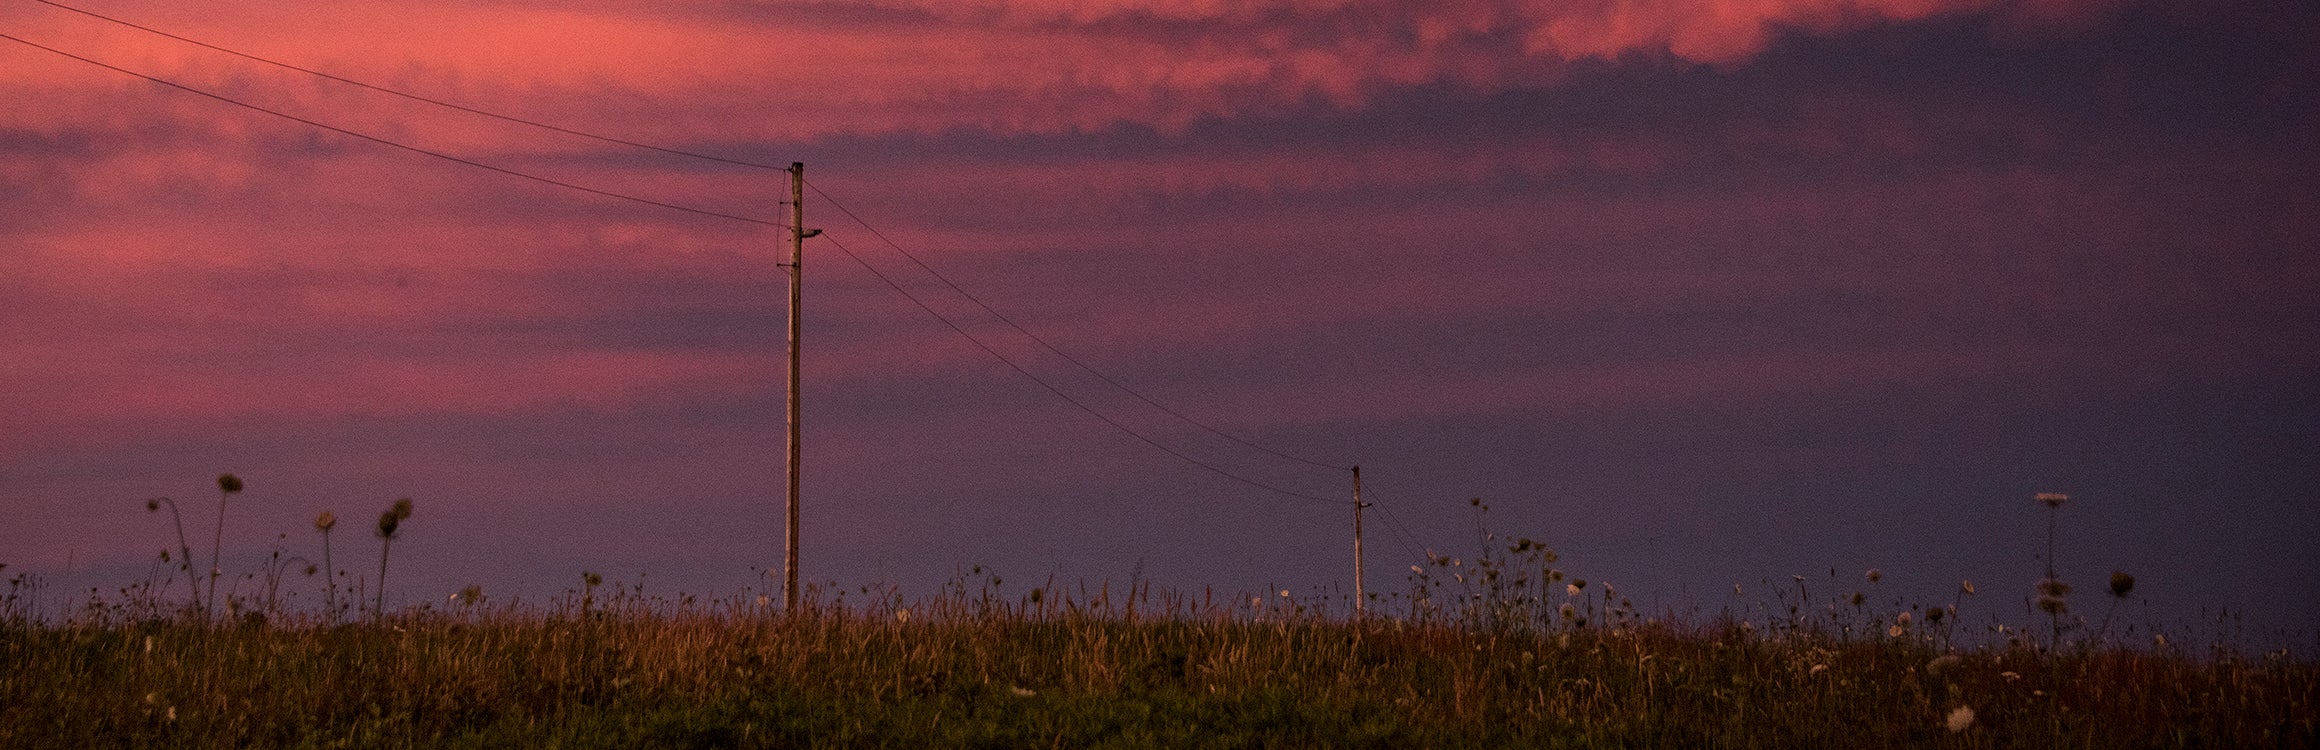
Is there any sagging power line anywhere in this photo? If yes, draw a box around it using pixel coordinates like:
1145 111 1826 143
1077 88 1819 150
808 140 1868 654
0 32 788 229
32 0 1355 486
31 0 789 172
6 16 1417 605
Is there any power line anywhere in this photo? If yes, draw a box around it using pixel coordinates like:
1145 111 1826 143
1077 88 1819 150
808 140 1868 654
30 0 788 172
815 231 1348 507
5 16 1357 506
806 181 1355 474
0 31 788 229
1359 485 1434 566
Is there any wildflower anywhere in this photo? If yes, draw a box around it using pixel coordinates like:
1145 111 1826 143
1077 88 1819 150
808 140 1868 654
314 512 335 531
896 608 910 623
1866 569 1882 583
1279 589 1291 599
1567 584 1582 597
2109 571 2136 598
2035 577 2071 614
217 474 243 494
1961 580 1976 596
1559 603 1576 620
1889 624 1906 637
2036 492 2068 508
1946 706 1975 732
583 571 602 588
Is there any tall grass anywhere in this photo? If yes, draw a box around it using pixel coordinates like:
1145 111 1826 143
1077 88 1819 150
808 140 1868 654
2 485 2309 747
2 567 2314 748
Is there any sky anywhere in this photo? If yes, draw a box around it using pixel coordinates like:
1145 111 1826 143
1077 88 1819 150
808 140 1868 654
3 0 2315 643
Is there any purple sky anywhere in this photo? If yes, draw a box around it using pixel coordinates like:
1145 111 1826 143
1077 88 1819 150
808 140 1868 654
4 0 2315 642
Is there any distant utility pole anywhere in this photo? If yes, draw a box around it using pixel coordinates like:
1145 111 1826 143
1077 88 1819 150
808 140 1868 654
783 162 819 611
1352 465 1367 615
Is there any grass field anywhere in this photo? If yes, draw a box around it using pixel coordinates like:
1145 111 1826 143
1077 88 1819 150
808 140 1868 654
5 490 2312 747
4 572 2314 749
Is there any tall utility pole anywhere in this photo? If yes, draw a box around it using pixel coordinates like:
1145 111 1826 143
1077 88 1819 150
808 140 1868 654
1352 465 1367 615
783 162 818 611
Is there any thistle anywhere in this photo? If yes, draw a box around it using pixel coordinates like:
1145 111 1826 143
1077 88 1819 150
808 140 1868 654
207 473 241 619
2097 570 2137 645
315 511 338 620
374 498 413 619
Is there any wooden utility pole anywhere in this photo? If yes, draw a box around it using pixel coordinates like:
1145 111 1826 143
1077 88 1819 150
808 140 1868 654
1352 465 1367 615
783 162 816 610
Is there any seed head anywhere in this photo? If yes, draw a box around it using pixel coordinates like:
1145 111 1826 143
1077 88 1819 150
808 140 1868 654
2037 578 2072 598
376 511 400 538
2109 571 2136 598
314 511 336 532
389 498 413 520
583 571 602 588
1960 580 1977 596
217 474 243 494
1866 568 1883 583
145 498 161 512
2035 492 2068 508
1946 706 1975 733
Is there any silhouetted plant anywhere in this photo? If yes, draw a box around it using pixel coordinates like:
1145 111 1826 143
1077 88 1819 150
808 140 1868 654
142 497 200 612
207 473 242 619
2035 491 2071 647
374 498 413 619
314 511 338 621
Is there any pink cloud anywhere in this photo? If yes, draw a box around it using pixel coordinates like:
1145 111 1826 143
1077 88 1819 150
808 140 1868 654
5 0 2129 142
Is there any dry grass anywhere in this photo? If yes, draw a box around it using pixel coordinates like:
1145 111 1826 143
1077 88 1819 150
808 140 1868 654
2 577 2313 748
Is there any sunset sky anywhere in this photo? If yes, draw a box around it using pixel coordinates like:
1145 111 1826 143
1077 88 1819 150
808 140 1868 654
4 0 2315 640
